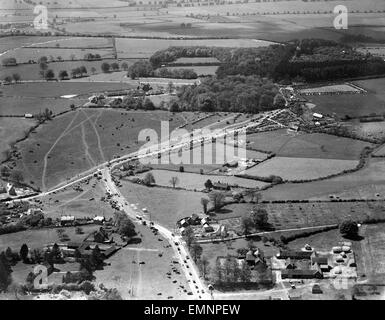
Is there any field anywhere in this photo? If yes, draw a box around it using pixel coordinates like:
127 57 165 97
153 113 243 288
261 158 385 201
1 59 136 81
1 82 137 98
220 200 385 231
168 65 218 76
243 157 358 181
298 84 363 95
94 224 191 300
119 180 204 229
38 176 115 220
246 130 372 160
0 117 36 161
9 109 186 191
306 93 385 118
0 96 86 116
115 38 273 59
135 169 269 190
0 224 100 253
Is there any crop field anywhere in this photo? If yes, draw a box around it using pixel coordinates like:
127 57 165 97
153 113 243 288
221 200 385 231
9 109 186 191
261 158 385 201
298 84 363 95
243 157 358 181
246 130 371 160
94 224 191 300
0 117 35 161
357 46 385 59
134 169 269 190
119 180 204 229
308 92 385 118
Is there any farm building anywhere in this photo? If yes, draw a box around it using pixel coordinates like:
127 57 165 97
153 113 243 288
203 223 214 233
281 268 323 280
60 216 75 226
213 182 231 191
313 113 323 119
93 216 105 224
24 113 33 119
277 250 314 260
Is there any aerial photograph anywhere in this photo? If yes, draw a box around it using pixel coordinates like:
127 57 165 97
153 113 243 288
0 0 385 305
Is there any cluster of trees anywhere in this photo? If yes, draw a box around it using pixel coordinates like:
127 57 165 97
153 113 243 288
177 76 284 113
114 211 137 239
1 57 17 66
213 255 253 284
70 66 88 79
128 60 197 79
182 226 210 279
101 62 122 73
241 207 270 235
84 53 102 61
35 108 53 124
3 73 21 84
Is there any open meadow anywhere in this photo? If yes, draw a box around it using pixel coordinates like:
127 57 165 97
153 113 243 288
243 157 359 181
246 130 372 160
261 158 385 201
135 169 269 190
9 108 186 190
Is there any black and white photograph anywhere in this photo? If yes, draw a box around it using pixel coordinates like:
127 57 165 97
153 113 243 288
0 0 385 306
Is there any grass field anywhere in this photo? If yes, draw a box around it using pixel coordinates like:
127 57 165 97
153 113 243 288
39 177 115 220
307 93 385 118
243 157 359 181
220 200 385 231
246 130 372 160
1 59 136 81
261 158 385 201
0 117 36 161
119 180 204 229
0 96 86 116
0 224 100 253
1 82 136 98
9 109 186 190
299 84 363 95
135 169 269 190
168 65 218 76
94 224 191 300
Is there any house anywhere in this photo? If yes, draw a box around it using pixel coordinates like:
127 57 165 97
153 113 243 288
190 213 201 225
313 112 323 119
102 245 119 259
60 215 75 226
312 284 323 294
281 269 323 279
93 227 112 243
224 160 238 168
24 113 33 119
212 182 231 191
93 216 105 224
203 223 214 233
177 218 190 228
277 250 314 260
311 256 330 272
6 183 16 196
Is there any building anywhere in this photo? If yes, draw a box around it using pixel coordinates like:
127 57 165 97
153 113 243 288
24 113 33 119
212 182 231 191
311 256 330 272
203 223 214 233
281 269 323 280
6 183 16 196
277 250 314 260
313 112 323 119
60 215 75 226
93 216 105 224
